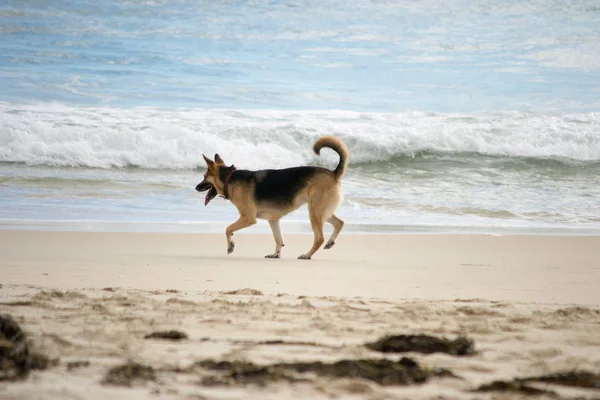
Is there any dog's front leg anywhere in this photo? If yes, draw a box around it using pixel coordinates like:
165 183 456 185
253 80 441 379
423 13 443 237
225 215 256 254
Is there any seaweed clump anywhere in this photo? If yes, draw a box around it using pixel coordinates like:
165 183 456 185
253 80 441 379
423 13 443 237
475 380 556 396
475 370 600 396
144 330 188 341
0 314 54 381
366 334 475 356
197 357 455 386
525 370 600 389
102 361 156 387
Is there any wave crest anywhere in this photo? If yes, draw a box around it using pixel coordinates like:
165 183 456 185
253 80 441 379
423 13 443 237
1 103 599 169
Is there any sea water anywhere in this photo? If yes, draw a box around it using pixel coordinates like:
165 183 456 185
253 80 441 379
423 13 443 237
1 0 599 234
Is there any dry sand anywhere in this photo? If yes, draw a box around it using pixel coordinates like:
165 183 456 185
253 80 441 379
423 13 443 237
1 230 600 399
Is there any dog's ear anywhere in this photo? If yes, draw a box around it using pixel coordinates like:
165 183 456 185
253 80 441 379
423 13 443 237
214 153 225 165
202 154 214 167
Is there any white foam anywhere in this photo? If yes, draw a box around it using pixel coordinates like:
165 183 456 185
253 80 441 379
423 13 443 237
1 103 599 169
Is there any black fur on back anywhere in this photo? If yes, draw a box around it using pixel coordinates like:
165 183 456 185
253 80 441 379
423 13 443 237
227 167 326 205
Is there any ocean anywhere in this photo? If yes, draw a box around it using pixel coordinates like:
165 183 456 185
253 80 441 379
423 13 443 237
1 0 599 235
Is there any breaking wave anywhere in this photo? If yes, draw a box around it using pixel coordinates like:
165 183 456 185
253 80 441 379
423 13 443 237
1 102 599 170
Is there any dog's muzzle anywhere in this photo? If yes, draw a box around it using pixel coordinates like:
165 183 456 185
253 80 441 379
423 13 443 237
196 180 218 206
196 181 212 192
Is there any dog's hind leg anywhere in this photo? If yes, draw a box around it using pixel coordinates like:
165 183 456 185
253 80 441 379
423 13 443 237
265 219 284 259
298 209 325 260
225 215 256 254
324 214 344 249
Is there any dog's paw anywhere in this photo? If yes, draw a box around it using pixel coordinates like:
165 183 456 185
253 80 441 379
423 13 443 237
324 240 335 249
227 241 235 254
297 254 311 260
264 252 280 259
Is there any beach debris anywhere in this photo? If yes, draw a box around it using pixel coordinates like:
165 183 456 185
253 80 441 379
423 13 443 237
196 357 456 386
522 370 600 389
0 301 34 307
222 288 263 296
32 290 86 301
474 370 600 395
186 337 339 349
0 314 55 381
102 361 156 387
198 360 302 386
255 339 335 348
474 380 556 396
90 304 108 312
66 360 90 371
33 290 66 299
553 306 600 318
144 330 188 341
166 298 197 306
365 334 475 356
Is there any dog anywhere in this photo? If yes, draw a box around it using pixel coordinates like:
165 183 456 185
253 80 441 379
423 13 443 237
195 136 349 259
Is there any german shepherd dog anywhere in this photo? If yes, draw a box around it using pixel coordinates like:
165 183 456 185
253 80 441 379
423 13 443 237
195 136 349 259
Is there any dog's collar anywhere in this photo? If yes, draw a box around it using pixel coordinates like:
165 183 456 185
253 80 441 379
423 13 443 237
221 166 236 200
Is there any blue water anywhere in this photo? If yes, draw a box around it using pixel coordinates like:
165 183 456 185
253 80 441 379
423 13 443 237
2 0 600 112
1 0 599 234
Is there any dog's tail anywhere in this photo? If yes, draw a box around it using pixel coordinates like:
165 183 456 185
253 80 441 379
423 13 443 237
313 136 350 179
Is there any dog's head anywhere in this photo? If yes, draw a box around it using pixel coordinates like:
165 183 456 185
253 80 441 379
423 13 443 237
195 153 225 206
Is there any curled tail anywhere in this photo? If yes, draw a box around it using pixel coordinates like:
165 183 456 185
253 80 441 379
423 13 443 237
313 136 350 179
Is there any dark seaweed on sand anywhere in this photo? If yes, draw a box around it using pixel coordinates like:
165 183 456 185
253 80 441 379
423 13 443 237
524 370 600 389
67 360 90 371
475 380 557 396
197 357 456 386
144 330 188 341
102 361 156 387
0 314 54 381
475 370 600 395
365 334 475 356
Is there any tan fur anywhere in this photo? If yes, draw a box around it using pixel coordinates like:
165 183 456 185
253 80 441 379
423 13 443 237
198 136 348 259
313 135 350 179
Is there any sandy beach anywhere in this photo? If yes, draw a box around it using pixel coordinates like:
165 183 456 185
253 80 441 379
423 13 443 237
3 0 600 399
1 230 600 399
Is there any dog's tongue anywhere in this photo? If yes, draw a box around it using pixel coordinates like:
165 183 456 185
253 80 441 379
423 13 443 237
204 186 217 206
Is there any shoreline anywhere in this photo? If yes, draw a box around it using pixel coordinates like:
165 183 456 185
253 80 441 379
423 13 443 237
2 218 600 236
